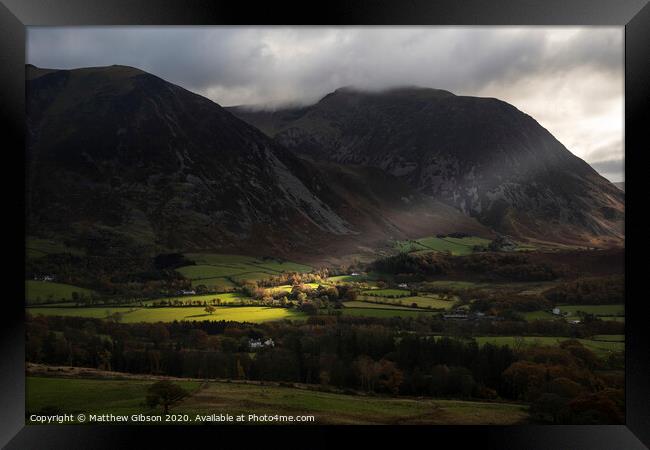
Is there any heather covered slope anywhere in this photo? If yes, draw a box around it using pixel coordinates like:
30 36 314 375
231 87 624 247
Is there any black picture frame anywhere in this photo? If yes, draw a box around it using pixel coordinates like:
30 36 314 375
1 1 648 448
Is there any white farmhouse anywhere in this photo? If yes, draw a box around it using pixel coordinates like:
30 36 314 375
249 338 275 349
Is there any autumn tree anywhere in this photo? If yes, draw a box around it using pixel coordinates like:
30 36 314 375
145 381 189 414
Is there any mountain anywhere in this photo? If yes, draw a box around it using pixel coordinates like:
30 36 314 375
614 182 625 192
26 66 489 262
230 87 625 246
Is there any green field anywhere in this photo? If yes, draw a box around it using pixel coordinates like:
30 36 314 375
394 235 540 256
421 280 483 291
190 277 236 290
362 289 411 297
559 304 624 317
142 293 253 305
267 285 293 295
27 306 306 323
230 272 280 283
326 275 364 283
267 283 320 295
343 301 418 310
358 295 456 310
398 296 457 309
178 254 312 285
340 307 438 318
176 265 246 279
471 336 624 357
598 316 625 322
591 334 625 342
26 237 85 259
187 254 311 273
251 260 313 273
524 304 625 322
26 376 528 425
395 236 491 256
27 377 201 418
26 280 95 304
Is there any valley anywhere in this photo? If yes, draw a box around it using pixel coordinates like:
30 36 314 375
24 63 625 426
25 238 625 425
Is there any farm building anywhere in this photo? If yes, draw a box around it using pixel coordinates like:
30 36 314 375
249 338 275 349
33 274 55 282
442 313 469 320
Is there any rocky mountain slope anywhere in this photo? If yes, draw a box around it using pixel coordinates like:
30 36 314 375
26 66 488 260
230 87 624 246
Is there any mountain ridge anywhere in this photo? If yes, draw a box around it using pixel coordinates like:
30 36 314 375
230 86 624 247
26 65 491 262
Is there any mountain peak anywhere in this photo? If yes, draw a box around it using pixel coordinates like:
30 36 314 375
26 65 159 92
231 84 624 246
320 85 456 103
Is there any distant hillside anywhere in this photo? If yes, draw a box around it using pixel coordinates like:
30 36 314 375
26 66 489 261
230 87 625 247
614 182 625 192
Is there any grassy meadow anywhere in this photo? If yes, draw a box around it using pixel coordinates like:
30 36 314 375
394 236 491 256
340 307 439 318
523 304 624 322
27 306 307 323
26 237 85 259
357 296 456 310
27 376 201 418
26 376 529 425
470 335 624 357
177 253 312 287
26 280 95 305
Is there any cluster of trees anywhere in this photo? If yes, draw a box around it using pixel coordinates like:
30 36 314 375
371 253 450 279
436 232 470 238
503 343 624 424
544 276 624 305
153 253 195 270
487 235 517 252
239 282 359 313
26 314 623 423
363 290 412 299
455 253 561 282
26 251 193 302
25 315 512 398
256 268 330 288
371 252 562 283
469 293 552 315
27 230 205 300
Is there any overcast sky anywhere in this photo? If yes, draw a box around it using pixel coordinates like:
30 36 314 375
27 26 624 182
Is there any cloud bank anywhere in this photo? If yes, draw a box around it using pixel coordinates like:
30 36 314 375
27 26 624 182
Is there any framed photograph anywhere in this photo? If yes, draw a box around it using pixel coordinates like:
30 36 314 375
1 0 648 448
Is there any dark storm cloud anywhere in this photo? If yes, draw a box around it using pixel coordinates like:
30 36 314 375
26 26 624 181
26 27 622 105
26 27 267 91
